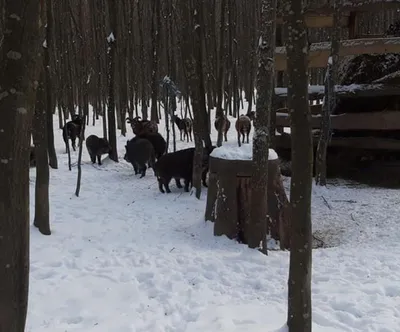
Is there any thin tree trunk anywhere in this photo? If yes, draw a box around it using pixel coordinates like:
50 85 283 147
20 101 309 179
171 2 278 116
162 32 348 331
33 68 51 235
285 0 313 330
45 0 58 169
106 4 118 162
249 0 277 253
75 112 87 197
150 0 161 123
215 0 226 147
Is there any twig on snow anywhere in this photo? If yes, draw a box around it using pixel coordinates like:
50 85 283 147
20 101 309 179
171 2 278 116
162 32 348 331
321 195 332 210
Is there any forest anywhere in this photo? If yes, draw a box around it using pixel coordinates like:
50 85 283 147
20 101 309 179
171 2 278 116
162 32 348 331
1 0 400 331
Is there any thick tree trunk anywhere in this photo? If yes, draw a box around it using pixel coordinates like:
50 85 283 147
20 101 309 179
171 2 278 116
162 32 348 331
0 1 44 331
285 0 313 331
33 68 51 236
248 0 277 253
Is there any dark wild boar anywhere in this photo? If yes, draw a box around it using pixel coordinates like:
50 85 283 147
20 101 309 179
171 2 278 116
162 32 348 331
124 138 156 178
85 135 111 165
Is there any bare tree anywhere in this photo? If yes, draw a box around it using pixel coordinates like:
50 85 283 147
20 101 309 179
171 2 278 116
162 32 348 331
33 68 51 235
0 1 45 330
45 0 58 169
284 0 313 331
248 0 277 253
179 0 209 198
106 0 118 162
75 112 87 197
215 0 227 147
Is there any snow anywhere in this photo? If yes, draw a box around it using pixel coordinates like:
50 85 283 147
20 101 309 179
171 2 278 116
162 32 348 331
107 32 115 43
211 144 278 161
26 102 400 332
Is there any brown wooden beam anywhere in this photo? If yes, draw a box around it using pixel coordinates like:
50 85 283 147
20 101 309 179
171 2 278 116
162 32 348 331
276 133 400 150
276 104 322 115
277 0 400 16
276 14 350 28
275 84 400 99
275 38 400 70
275 85 324 100
276 111 400 131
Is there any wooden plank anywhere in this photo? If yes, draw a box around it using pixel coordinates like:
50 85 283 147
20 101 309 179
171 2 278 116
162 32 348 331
275 85 325 100
275 13 349 28
341 0 400 12
277 0 400 15
275 84 400 99
276 111 400 130
275 37 400 70
276 104 322 115
329 137 400 150
275 133 400 150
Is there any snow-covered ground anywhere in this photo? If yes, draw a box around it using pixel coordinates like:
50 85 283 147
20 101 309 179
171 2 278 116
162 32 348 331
27 106 400 332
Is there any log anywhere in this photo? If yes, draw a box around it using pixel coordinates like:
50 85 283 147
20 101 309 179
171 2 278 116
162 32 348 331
275 38 400 71
205 155 291 250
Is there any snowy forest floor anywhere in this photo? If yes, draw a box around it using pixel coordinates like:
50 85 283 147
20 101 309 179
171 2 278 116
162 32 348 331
27 107 400 332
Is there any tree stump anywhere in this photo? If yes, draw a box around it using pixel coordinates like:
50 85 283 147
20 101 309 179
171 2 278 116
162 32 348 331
205 154 291 250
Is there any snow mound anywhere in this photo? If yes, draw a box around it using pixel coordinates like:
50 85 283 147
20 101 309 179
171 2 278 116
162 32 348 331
211 144 278 161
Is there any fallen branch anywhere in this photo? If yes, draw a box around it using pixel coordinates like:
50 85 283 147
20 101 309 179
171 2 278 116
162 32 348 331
321 195 332 210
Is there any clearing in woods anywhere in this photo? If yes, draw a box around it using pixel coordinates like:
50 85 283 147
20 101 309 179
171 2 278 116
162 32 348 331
27 105 400 332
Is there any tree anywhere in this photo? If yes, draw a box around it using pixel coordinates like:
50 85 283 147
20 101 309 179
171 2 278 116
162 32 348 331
284 0 313 331
0 1 45 331
45 0 58 169
106 0 118 162
215 0 227 147
32 67 51 236
248 0 277 253
179 0 212 199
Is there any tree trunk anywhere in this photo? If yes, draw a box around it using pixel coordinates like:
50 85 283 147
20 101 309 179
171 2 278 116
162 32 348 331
33 68 51 236
180 0 208 198
215 0 226 147
75 112 87 197
249 0 277 253
285 0 313 331
0 1 44 331
106 0 118 162
150 0 161 123
45 0 58 169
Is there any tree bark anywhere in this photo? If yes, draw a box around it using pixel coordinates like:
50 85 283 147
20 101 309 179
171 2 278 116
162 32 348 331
215 0 226 147
0 1 44 330
180 0 206 198
285 0 313 331
33 67 51 236
107 0 118 162
248 0 277 253
150 0 161 123
45 0 58 169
